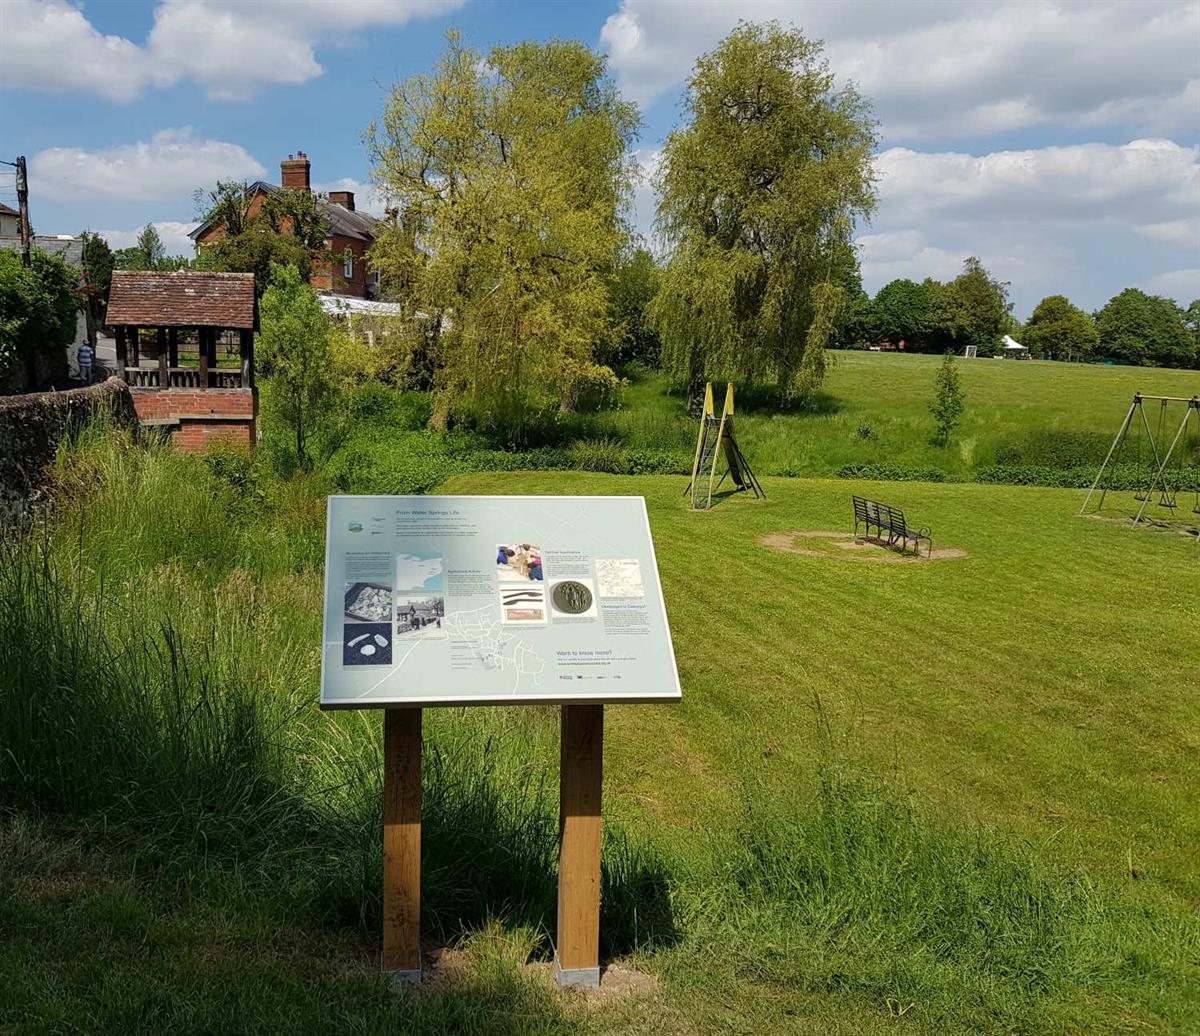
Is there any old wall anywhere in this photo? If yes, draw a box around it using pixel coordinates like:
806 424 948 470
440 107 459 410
0 377 137 520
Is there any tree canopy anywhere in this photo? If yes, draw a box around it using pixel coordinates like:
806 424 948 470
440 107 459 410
1022 294 1098 360
871 279 931 345
193 182 332 296
1095 289 1196 368
650 21 877 399
258 263 336 468
79 231 114 339
0 248 80 391
368 32 637 432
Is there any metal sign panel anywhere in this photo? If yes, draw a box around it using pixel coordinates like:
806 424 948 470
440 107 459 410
321 495 682 708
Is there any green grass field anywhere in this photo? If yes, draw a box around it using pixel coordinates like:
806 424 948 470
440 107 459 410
2 424 1197 1034
574 354 1200 479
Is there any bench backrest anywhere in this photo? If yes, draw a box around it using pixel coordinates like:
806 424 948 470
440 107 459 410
854 496 912 534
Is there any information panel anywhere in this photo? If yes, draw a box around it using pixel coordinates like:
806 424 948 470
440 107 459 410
320 495 682 708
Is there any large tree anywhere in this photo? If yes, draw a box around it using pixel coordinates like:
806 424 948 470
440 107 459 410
1022 294 1098 360
0 248 80 391
650 22 876 400
368 32 637 431
872 278 932 346
79 231 114 342
1096 289 1195 368
605 247 661 369
928 258 1011 356
193 182 331 296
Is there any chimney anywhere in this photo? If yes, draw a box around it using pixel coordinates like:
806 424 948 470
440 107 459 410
328 190 355 211
280 150 311 191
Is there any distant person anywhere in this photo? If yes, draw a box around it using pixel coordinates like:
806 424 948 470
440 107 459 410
77 340 94 385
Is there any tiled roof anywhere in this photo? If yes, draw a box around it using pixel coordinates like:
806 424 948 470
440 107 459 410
106 271 257 329
189 182 381 243
0 202 18 217
0 236 84 268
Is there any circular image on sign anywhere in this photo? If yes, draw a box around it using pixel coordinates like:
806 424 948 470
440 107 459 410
552 580 593 615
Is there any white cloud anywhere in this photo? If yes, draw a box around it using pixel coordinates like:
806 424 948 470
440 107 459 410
629 148 661 249
0 0 152 102
1141 269 1200 301
874 139 1200 226
857 139 1199 311
97 221 199 258
2 0 465 102
600 0 1200 141
31 129 266 203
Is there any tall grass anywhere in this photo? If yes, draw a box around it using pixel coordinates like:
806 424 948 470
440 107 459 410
2 426 1196 1032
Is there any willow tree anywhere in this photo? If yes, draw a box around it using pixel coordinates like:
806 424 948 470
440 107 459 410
651 22 877 401
367 33 638 432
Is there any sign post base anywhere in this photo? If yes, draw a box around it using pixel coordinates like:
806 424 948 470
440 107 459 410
556 704 603 989
383 707 422 982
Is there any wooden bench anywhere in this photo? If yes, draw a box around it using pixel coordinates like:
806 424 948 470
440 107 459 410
852 495 932 557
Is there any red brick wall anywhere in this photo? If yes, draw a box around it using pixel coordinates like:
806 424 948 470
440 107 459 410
312 234 370 297
131 387 256 452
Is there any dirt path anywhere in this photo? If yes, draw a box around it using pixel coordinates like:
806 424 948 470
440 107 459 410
759 530 968 563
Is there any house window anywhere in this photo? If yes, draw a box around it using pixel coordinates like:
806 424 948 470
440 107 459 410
343 254 354 279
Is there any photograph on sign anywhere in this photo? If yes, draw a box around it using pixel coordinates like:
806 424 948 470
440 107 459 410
320 495 681 707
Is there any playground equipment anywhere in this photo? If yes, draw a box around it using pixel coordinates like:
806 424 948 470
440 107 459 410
684 383 764 511
1079 393 1200 525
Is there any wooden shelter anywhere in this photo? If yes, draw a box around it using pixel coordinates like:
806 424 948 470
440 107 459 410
106 271 257 390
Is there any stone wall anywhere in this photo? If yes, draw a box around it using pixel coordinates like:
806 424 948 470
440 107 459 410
0 377 137 521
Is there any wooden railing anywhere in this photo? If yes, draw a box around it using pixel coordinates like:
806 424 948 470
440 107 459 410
125 367 245 389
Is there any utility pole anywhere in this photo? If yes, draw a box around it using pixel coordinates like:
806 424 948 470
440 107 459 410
1 156 31 268
15 156 31 268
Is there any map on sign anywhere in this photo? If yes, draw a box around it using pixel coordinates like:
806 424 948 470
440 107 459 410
320 495 682 708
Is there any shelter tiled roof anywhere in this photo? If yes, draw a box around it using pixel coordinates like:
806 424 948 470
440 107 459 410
106 271 257 329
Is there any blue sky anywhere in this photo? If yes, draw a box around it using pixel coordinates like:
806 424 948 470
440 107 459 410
2 0 1197 316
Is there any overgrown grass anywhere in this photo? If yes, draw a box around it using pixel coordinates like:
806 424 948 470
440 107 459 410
2 428 1197 1033
299 355 1199 492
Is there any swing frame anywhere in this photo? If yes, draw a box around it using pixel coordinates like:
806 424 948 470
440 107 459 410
1079 393 1200 525
683 382 765 510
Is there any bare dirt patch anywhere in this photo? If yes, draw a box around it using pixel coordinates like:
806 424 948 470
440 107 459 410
759 530 967 563
422 946 659 1004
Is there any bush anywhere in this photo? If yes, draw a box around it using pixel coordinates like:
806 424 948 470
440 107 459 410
975 463 1200 491
837 463 949 483
994 430 1114 469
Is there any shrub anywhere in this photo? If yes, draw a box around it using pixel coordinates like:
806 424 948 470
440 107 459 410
994 430 1114 469
837 463 949 483
975 463 1200 491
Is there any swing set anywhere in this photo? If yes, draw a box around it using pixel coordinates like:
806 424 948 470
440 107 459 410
1079 393 1200 526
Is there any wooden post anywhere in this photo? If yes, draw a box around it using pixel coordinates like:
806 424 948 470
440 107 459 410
129 325 140 367
157 328 168 388
383 708 422 981
556 704 603 987
168 327 179 369
198 329 210 389
239 329 253 388
115 326 128 373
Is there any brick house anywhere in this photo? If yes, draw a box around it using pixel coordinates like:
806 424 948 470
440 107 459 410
189 152 381 298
